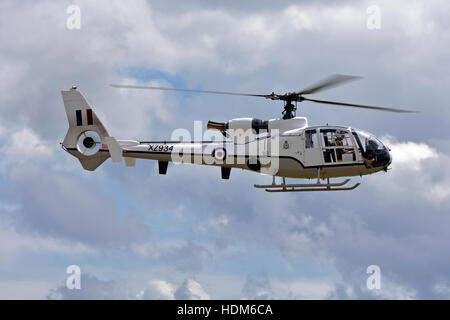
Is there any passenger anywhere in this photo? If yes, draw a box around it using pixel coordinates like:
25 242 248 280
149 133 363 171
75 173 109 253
333 135 352 161
332 135 345 147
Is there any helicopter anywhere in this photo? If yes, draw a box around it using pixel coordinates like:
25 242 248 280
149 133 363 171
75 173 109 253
60 74 415 192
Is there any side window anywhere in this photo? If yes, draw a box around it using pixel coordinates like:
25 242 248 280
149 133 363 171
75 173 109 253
320 129 356 163
321 129 336 147
305 130 318 149
338 131 354 147
321 129 353 147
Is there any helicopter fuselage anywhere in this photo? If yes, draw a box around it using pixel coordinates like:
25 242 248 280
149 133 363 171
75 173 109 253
67 124 391 180
62 88 393 191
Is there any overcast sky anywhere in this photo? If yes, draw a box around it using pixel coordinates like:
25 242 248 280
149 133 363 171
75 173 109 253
1 0 450 299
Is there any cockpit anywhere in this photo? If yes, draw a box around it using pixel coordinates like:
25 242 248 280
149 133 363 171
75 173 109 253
302 126 391 168
352 128 391 168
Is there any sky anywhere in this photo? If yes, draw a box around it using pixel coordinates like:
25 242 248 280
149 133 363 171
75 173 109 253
0 0 450 299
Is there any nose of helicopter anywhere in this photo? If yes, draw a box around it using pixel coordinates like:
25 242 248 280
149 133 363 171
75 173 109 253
385 149 392 167
354 129 393 170
376 144 392 169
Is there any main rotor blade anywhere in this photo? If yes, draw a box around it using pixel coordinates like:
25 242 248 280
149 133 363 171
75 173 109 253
303 98 416 113
110 84 268 98
298 74 362 95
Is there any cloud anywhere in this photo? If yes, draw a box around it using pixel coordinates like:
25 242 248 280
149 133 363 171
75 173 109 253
385 137 438 171
0 124 152 250
0 215 93 262
1 128 52 163
47 275 211 300
241 273 272 300
368 137 450 204
2 164 151 248
174 279 211 300
328 276 417 300
0 280 55 300
47 274 125 300
138 280 175 300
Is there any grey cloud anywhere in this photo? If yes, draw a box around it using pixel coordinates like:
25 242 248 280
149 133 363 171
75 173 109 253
47 274 126 300
47 274 211 300
0 127 152 249
6 165 151 248
241 273 273 300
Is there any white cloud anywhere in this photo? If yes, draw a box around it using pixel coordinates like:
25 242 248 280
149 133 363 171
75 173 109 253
1 128 52 164
284 6 315 30
174 279 210 300
369 137 450 204
138 279 175 300
385 136 438 171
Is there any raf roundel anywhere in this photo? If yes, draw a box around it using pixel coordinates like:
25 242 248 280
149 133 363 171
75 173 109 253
212 147 227 161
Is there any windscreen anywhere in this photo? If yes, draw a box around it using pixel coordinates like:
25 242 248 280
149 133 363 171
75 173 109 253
353 129 387 153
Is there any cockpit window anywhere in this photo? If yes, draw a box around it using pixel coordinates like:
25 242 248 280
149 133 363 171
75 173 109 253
353 129 387 153
352 128 390 166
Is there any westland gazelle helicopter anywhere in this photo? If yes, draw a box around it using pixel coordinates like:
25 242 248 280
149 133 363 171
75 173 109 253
61 74 415 192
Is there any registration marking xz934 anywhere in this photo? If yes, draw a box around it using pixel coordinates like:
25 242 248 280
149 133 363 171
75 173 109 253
148 144 174 152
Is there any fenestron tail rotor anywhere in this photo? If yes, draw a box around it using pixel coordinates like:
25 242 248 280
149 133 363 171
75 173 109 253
76 131 102 156
110 74 416 118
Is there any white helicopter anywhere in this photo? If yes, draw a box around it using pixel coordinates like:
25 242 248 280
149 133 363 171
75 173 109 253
61 75 415 192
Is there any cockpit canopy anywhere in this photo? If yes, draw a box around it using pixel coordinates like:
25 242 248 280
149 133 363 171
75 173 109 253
352 128 390 167
352 129 387 152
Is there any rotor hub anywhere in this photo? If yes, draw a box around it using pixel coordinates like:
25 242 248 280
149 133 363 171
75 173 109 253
83 136 95 149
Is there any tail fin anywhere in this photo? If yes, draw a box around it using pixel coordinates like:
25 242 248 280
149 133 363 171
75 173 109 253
61 87 121 171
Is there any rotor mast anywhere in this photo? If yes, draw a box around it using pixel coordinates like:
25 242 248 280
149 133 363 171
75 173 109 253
282 100 296 119
280 94 305 119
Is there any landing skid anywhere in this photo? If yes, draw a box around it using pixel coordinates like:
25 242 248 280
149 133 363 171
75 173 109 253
254 176 361 192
